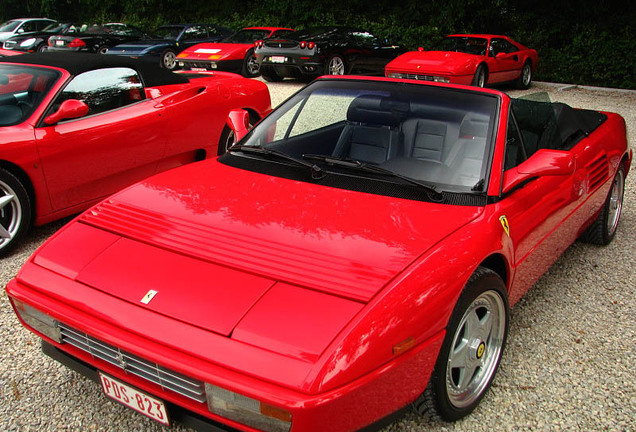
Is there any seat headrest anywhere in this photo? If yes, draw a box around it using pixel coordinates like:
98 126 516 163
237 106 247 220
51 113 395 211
0 105 23 126
460 112 490 137
347 95 406 127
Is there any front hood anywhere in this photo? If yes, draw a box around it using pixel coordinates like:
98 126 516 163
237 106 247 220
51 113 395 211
179 43 250 60
387 51 479 75
31 159 482 358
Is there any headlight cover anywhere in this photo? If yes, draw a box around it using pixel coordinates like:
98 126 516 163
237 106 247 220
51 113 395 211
205 383 291 432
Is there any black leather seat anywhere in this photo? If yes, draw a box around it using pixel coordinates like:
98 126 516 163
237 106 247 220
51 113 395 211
332 95 403 164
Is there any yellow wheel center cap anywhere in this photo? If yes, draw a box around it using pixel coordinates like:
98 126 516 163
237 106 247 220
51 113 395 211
476 342 486 359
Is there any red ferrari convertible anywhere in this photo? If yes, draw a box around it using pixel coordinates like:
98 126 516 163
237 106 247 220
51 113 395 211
386 34 538 88
0 53 270 255
6 76 630 431
177 27 295 77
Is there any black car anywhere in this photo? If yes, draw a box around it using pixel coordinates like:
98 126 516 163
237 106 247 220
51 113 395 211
255 26 404 81
3 22 85 53
46 23 148 54
104 24 233 70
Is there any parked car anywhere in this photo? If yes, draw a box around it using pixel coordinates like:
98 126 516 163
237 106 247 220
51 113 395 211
46 23 148 54
255 26 404 81
177 26 295 77
386 34 538 89
0 18 55 42
105 23 234 70
0 52 271 255
3 22 85 53
5 76 630 431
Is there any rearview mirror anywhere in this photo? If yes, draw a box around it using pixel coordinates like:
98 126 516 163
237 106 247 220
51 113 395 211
44 99 89 125
226 109 250 143
502 149 576 194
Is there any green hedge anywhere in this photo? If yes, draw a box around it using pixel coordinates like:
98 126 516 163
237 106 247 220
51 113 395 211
2 0 634 89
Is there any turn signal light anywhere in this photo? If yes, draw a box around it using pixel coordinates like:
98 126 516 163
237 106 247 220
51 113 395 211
307 42 315 49
255 40 263 48
299 41 307 49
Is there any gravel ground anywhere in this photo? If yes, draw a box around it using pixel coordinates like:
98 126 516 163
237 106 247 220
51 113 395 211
1 79 635 432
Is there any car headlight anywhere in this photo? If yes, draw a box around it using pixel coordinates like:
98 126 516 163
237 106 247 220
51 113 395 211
387 72 405 79
433 76 450 83
205 383 291 432
20 38 37 48
10 298 62 343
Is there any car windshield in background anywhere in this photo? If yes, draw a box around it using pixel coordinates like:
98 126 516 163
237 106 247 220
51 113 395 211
152 26 183 40
0 21 20 32
224 29 271 43
236 79 499 192
0 65 60 126
438 37 488 55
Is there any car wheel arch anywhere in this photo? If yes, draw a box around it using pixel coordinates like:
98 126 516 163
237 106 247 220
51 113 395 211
478 253 508 289
0 160 35 207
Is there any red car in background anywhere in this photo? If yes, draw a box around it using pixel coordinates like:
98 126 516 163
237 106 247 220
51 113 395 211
0 53 270 255
6 76 630 431
177 27 295 77
0 48 22 57
386 34 538 88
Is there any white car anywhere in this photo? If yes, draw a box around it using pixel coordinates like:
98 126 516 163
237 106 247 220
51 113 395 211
0 18 55 42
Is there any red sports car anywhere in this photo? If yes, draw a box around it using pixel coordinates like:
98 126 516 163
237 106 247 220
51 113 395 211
0 53 270 255
386 34 538 88
177 27 295 77
0 47 22 57
6 76 630 431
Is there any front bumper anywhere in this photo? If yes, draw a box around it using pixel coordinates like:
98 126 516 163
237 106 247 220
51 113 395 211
179 59 243 73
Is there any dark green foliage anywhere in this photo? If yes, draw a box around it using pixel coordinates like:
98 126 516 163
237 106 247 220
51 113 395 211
1 0 633 89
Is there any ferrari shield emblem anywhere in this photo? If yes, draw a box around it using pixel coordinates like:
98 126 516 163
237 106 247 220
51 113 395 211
499 215 510 237
140 290 158 304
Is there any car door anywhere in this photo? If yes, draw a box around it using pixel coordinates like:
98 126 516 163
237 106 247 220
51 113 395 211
496 102 587 304
487 38 523 83
34 67 166 211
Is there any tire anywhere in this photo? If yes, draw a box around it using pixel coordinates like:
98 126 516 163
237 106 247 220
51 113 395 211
325 54 346 75
217 112 259 155
260 66 284 82
472 65 487 87
581 165 625 245
414 267 509 421
0 168 32 257
36 43 48 53
241 50 260 78
96 45 109 54
516 61 533 89
161 49 177 70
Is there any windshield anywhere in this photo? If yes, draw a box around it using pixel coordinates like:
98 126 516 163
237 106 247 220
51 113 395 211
438 37 488 56
0 20 20 32
224 29 271 43
152 26 183 40
0 65 60 126
236 79 499 192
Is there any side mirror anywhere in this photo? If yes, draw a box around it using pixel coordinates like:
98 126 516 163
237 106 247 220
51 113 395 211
44 99 89 125
495 52 507 59
417 47 424 52
502 149 576 194
226 109 250 143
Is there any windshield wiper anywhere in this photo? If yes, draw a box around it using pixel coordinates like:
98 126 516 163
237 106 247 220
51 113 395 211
302 154 445 202
228 144 326 179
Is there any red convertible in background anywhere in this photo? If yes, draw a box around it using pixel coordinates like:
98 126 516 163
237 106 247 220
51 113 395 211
386 34 538 88
6 76 630 431
177 27 295 77
0 53 270 255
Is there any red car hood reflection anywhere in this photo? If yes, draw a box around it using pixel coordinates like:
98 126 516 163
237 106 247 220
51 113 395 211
388 51 477 74
34 159 483 341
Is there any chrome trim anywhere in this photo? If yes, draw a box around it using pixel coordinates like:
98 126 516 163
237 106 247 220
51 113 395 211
58 323 206 403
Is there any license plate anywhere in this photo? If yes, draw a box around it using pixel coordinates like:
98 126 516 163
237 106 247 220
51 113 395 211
270 56 286 63
191 67 208 71
99 373 169 426
55 40 64 46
